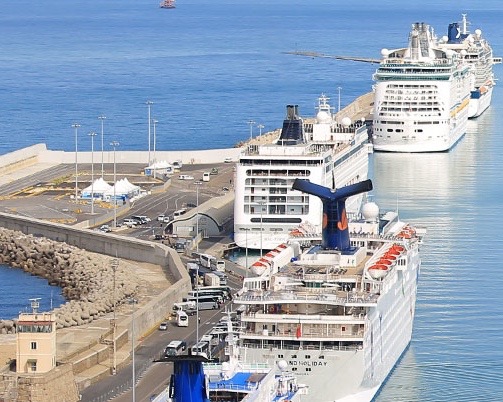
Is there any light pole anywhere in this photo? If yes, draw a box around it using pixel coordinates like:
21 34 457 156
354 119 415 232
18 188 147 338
152 119 158 178
248 120 255 141
194 181 201 252
130 298 138 402
337 86 342 113
257 124 264 137
146 100 154 165
111 258 119 375
110 141 119 228
98 115 106 178
88 132 97 215
72 123 80 202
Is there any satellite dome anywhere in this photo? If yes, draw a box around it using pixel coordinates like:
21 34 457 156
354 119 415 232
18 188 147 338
277 360 288 371
316 110 332 123
460 50 467 57
341 117 352 127
441 35 448 43
475 29 482 37
381 48 390 57
362 202 379 221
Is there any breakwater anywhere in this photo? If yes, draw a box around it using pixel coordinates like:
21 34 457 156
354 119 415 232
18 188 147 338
0 227 142 332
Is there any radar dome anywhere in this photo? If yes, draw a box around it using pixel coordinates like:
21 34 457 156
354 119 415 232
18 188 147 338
475 29 482 37
441 35 448 43
316 110 332 123
381 48 390 57
341 117 352 127
277 360 288 371
460 50 467 57
362 202 379 221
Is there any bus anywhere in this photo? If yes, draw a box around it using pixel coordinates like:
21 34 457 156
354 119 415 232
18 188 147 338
199 253 216 268
176 310 189 327
187 290 226 302
164 340 187 357
173 301 196 311
191 341 210 359
194 286 232 300
182 295 219 310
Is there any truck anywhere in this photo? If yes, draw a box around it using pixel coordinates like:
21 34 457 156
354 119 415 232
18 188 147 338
204 272 221 287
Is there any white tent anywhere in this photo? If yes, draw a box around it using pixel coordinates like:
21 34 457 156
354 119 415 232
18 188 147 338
144 160 173 176
103 178 141 200
81 178 113 198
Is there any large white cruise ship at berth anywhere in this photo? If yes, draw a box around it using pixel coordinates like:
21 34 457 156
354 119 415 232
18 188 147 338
234 95 371 251
233 179 424 402
372 21 473 153
437 14 501 119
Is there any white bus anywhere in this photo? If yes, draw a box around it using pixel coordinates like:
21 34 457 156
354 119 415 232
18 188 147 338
176 310 189 327
191 341 210 359
164 340 187 357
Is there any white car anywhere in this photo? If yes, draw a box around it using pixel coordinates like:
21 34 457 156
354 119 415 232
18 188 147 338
224 157 232 163
157 215 166 222
123 219 138 228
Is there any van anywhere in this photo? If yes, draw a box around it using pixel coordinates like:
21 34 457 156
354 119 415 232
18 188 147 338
176 310 189 327
202 172 210 182
164 340 187 357
123 218 138 228
191 341 210 359
173 208 187 217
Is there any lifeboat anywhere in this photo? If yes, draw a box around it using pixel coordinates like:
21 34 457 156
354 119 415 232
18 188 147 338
392 245 405 253
384 254 397 261
368 264 389 279
278 244 287 249
386 248 400 256
379 259 393 266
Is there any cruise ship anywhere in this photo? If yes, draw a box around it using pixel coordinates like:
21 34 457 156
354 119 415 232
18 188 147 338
438 14 501 118
234 95 371 251
233 179 424 402
372 22 474 152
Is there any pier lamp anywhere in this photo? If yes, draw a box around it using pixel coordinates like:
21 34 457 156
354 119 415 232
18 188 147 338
72 123 80 202
248 119 255 141
110 257 119 375
110 141 119 228
337 86 342 113
98 115 106 178
257 124 264 138
146 100 154 165
129 298 138 402
152 119 158 177
88 132 98 215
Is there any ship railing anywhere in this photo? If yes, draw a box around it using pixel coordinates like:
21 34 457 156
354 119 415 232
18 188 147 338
242 341 362 352
240 329 364 340
235 292 378 305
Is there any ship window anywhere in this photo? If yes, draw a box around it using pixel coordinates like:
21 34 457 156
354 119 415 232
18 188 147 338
292 367 298 371
305 355 311 359
31 342 37 350
306 368 312 372
278 354 284 358
291 354 297 359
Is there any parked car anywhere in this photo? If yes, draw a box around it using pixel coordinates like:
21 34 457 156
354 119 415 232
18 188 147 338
224 157 232 163
210 167 219 175
99 225 111 233
157 214 166 222
123 219 138 228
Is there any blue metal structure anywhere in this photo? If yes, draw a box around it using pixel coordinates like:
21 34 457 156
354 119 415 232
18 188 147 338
292 179 373 251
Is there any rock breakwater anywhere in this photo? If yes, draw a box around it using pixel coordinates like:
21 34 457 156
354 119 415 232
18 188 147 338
0 227 142 332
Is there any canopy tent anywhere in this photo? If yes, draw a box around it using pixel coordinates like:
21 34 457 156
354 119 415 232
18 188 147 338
80 178 113 198
144 160 173 176
103 178 141 201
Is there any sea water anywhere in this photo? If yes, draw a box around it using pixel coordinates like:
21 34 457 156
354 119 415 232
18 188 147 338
1 0 503 400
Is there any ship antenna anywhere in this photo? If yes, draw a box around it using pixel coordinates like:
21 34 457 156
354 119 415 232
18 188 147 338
292 179 373 251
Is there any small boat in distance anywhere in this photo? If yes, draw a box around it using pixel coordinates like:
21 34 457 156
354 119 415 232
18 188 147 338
160 0 175 9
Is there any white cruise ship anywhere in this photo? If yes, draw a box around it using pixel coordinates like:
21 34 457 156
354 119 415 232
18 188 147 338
372 22 474 152
234 95 370 251
438 14 501 118
233 179 424 402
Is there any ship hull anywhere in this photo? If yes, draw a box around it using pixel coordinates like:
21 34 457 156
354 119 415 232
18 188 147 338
468 85 493 119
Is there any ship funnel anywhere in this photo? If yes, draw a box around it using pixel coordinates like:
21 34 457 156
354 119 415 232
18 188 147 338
292 179 373 251
162 356 210 402
277 104 306 146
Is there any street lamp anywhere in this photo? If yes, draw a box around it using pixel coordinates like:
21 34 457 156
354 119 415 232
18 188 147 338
72 123 80 202
194 181 202 252
196 264 200 344
337 86 342 113
257 124 264 137
98 115 106 178
110 141 119 228
146 100 154 165
88 132 98 215
110 258 119 375
152 119 158 178
248 120 255 141
129 298 138 402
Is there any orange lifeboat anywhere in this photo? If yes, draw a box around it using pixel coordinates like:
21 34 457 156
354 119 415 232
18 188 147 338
392 245 404 253
368 264 388 279
379 259 393 266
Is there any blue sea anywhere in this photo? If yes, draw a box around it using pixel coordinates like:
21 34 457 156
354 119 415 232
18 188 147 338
1 0 503 400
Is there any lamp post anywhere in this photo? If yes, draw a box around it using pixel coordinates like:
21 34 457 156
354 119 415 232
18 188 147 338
196 264 200 343
111 258 119 375
152 119 158 178
257 124 264 137
194 181 201 252
146 100 154 165
98 115 106 178
130 298 138 402
248 120 255 141
337 86 342 113
110 141 119 228
88 132 97 215
72 123 80 202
